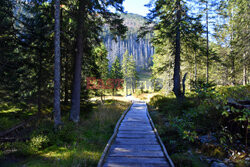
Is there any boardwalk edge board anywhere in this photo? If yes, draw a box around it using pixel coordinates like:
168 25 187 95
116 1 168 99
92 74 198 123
146 104 175 167
97 102 133 167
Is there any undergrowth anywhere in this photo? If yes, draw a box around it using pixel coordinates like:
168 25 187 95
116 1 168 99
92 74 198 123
149 84 249 167
0 100 130 167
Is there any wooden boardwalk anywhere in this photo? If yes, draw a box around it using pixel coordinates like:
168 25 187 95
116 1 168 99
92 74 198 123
99 101 174 167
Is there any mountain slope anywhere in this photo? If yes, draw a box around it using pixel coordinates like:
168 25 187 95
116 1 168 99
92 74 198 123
103 13 154 70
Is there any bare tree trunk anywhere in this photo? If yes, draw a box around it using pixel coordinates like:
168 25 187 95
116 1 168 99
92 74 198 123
100 92 103 104
37 52 42 115
194 50 197 82
182 73 188 97
206 1 209 84
173 0 182 99
231 57 236 85
125 80 128 96
70 0 84 123
225 66 229 85
243 53 247 85
64 54 69 104
54 0 62 127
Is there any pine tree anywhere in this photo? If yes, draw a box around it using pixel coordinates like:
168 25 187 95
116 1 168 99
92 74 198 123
142 0 203 99
93 43 109 103
0 0 17 98
215 0 249 85
127 54 137 94
110 56 123 95
69 0 127 122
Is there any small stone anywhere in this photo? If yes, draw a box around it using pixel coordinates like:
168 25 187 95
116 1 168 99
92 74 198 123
187 149 192 155
211 161 228 167
199 134 217 144
224 158 230 163
206 158 213 163
164 122 170 127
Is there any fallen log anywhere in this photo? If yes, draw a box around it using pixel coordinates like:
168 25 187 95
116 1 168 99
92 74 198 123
0 115 36 137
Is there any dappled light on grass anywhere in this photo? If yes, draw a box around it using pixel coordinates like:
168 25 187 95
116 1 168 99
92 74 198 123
0 100 130 167
0 103 38 131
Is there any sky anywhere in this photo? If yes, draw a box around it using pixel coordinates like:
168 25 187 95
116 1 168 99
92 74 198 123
123 0 151 16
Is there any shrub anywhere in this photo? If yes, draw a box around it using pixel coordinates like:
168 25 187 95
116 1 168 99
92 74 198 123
30 135 49 151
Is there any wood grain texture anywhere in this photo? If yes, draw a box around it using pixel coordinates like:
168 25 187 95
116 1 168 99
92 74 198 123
101 101 172 167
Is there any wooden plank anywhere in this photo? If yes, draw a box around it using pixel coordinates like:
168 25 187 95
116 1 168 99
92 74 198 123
118 130 155 134
122 120 148 122
109 150 164 157
119 125 152 129
103 162 169 167
117 133 156 138
110 144 162 151
105 157 168 164
120 123 150 126
121 121 150 124
114 138 158 145
119 127 152 131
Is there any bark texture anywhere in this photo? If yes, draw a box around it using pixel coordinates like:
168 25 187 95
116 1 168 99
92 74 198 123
70 0 84 122
173 0 182 99
54 0 62 127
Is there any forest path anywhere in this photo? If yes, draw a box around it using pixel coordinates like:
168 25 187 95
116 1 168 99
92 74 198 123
99 101 174 167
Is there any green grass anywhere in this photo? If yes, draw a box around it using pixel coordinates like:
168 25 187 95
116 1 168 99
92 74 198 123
0 100 130 167
0 103 37 131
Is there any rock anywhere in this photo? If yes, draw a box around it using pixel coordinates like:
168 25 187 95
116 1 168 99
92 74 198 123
223 158 230 163
211 161 228 167
206 158 213 163
245 157 250 161
199 134 217 144
187 149 192 155
164 122 171 127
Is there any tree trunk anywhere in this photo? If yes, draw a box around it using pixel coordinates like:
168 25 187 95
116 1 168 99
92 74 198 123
243 53 247 85
125 80 128 96
64 54 70 104
173 0 182 99
182 73 188 97
54 0 62 127
194 50 197 82
231 57 236 85
206 1 209 84
37 52 42 115
70 0 84 123
100 92 103 104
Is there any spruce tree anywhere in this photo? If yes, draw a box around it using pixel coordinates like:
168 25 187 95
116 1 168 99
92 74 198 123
142 0 203 99
69 0 127 122
110 56 123 95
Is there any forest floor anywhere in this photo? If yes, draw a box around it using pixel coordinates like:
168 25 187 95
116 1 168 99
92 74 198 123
0 100 130 167
145 92 249 167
